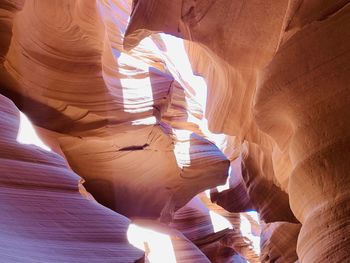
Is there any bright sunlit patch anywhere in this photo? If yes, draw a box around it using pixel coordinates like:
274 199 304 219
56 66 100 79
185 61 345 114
159 34 195 82
240 212 261 255
156 34 234 157
118 52 155 114
216 166 231 192
159 34 209 118
209 210 233 232
16 112 51 151
190 76 208 113
127 224 176 263
204 128 228 151
246 211 260 223
118 52 150 71
131 116 157 126
173 129 192 167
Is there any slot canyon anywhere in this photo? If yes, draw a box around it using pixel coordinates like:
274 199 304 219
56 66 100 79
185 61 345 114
0 0 349 262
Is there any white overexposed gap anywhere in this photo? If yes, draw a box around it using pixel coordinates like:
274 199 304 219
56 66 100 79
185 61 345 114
172 129 192 168
118 52 155 117
16 112 51 151
158 36 262 258
208 210 233 233
127 224 177 263
240 211 261 256
159 33 208 115
216 166 231 192
115 21 261 260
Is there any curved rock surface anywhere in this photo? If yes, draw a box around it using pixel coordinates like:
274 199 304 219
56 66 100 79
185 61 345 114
2 0 229 220
1 0 349 262
124 0 300 229
210 143 298 224
200 194 261 263
171 196 250 262
125 0 350 262
260 222 301 263
0 94 144 262
255 4 350 261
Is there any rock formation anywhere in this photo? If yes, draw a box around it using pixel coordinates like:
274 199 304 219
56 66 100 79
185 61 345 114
260 222 301 263
0 93 144 262
2 0 229 220
1 0 349 262
125 0 350 262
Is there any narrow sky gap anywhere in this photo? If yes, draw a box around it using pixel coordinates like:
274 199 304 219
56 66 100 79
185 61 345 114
121 33 261 260
16 112 51 151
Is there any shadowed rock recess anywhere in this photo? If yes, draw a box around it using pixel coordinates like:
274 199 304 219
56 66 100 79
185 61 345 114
0 0 349 262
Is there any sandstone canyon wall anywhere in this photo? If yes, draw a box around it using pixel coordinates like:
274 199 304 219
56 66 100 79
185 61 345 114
1 0 349 262
125 0 350 262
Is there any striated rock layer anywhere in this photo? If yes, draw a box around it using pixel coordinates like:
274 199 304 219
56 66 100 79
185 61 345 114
124 0 299 227
125 0 350 262
0 94 144 262
260 222 301 263
171 196 251 262
255 3 350 262
1 0 229 221
1 0 349 262
0 1 227 261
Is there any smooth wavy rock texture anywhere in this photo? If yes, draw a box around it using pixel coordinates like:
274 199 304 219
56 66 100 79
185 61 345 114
210 143 298 224
255 3 350 262
1 0 349 262
260 222 301 263
125 0 350 262
0 94 144 262
124 0 299 229
1 0 229 220
171 196 260 262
